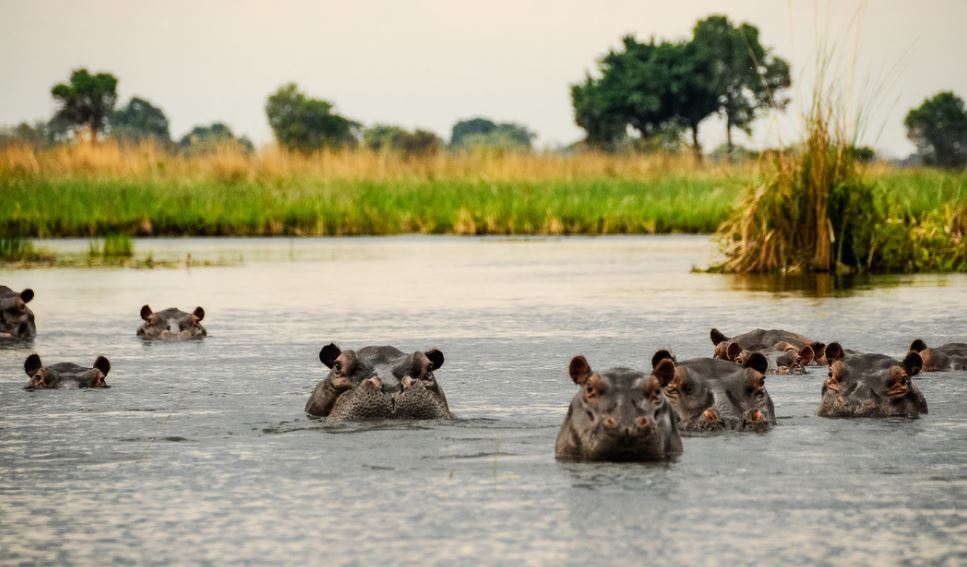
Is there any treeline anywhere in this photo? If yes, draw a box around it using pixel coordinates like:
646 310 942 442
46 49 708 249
1 13 965 168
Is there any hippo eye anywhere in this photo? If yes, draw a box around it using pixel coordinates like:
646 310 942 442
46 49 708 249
682 384 693 395
333 362 342 373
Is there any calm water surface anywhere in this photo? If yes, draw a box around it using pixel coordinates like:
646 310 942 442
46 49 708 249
1 236 965 565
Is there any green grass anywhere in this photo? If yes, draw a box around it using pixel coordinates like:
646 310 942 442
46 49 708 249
0 176 745 237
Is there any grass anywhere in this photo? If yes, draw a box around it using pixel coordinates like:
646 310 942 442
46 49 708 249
0 142 964 241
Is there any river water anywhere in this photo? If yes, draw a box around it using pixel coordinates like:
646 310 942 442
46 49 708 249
1 236 965 565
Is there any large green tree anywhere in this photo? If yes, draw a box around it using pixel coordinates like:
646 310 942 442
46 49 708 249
364 124 443 157
110 96 171 145
50 68 119 145
691 15 791 155
265 83 359 152
904 91 967 169
570 37 717 155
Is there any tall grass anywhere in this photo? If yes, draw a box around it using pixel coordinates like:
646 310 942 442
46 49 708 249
714 82 967 273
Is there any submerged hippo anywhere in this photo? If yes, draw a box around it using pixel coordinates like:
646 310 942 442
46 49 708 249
555 355 682 461
909 339 967 372
710 327 825 369
817 342 927 418
306 343 451 420
137 305 207 339
23 354 111 389
0 286 36 340
653 350 775 432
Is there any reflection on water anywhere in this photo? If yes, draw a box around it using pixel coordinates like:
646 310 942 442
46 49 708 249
1 236 965 565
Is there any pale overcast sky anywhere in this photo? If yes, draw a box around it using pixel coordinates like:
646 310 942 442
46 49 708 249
2 0 965 157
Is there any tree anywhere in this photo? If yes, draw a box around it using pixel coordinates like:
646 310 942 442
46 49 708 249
364 124 444 157
265 83 359 152
691 15 791 156
570 37 716 155
904 91 967 169
110 96 171 145
178 122 253 153
50 68 118 145
0 121 57 148
450 118 534 150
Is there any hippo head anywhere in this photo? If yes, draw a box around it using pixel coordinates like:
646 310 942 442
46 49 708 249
769 343 815 374
0 286 36 339
818 343 927 418
23 354 111 389
306 344 451 420
137 305 207 339
909 339 967 372
554 354 682 461
655 351 775 432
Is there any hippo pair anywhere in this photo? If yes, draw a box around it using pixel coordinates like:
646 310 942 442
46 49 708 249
20 304 207 390
710 327 826 374
555 350 774 461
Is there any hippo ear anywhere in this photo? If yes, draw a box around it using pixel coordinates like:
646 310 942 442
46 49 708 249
425 349 444 370
810 342 826 360
193 306 205 321
710 328 728 346
94 356 111 376
319 343 341 368
20 289 34 303
825 342 845 363
653 358 676 387
726 342 742 361
909 339 927 353
569 355 592 385
24 353 42 376
902 351 923 377
140 305 153 321
651 349 675 369
742 352 769 374
799 345 815 365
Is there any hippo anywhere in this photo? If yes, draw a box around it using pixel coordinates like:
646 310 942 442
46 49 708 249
306 343 452 421
137 305 207 339
908 339 967 372
817 342 927 418
0 286 36 340
555 355 682 461
23 354 111 389
710 327 825 367
653 350 775 432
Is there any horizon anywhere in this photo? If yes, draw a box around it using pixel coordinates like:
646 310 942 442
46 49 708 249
2 0 966 158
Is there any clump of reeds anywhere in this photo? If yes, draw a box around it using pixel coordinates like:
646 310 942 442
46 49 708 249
0 237 39 261
714 81 966 273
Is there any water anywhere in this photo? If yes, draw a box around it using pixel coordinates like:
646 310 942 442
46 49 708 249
1 236 965 565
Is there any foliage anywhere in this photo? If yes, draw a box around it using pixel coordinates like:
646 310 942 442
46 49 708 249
691 15 791 155
904 91 967 169
50 68 119 144
450 118 534 150
0 121 57 149
364 124 443 157
110 97 171 145
88 234 134 259
178 123 253 153
265 83 359 152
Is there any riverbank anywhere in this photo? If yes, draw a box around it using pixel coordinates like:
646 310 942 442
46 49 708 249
1 144 963 237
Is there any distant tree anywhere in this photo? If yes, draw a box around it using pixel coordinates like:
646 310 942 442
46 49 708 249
691 15 791 156
50 68 119 145
110 96 171 145
904 91 967 169
0 121 57 148
363 124 408 152
450 118 534 150
178 122 253 153
364 124 443 157
265 83 359 152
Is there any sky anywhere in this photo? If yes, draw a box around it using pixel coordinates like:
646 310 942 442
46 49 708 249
1 0 965 158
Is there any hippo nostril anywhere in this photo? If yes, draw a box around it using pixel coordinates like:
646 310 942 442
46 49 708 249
365 376 382 390
636 416 652 430
401 376 416 390
750 409 764 422
703 408 720 422
604 416 618 429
